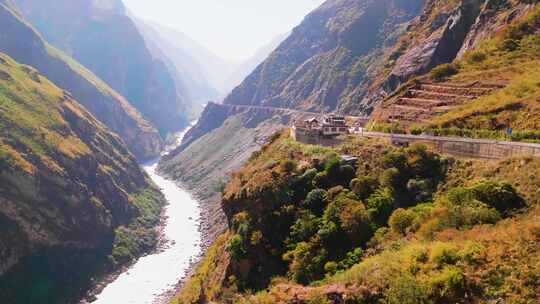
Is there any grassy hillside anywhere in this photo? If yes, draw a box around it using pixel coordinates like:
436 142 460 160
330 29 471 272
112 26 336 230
14 0 190 135
425 5 540 135
0 1 162 159
172 130 539 303
0 52 165 303
373 3 540 142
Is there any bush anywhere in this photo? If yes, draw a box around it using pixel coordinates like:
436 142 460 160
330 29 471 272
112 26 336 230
385 276 430 304
430 63 459 81
324 261 338 275
288 212 321 244
313 172 330 189
501 38 520 51
283 241 328 284
339 165 356 186
366 188 396 225
280 160 297 174
468 51 487 63
469 181 524 215
338 248 363 270
380 167 402 190
427 266 466 301
430 243 460 267
226 234 246 260
304 189 328 215
232 212 251 236
389 208 416 234
324 157 342 181
350 176 379 200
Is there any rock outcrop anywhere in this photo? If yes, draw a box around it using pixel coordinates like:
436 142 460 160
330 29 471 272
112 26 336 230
359 0 535 111
0 1 162 160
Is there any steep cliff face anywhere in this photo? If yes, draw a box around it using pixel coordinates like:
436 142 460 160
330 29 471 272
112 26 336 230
371 0 539 135
0 53 165 303
359 0 535 111
223 0 424 113
14 0 190 135
0 1 162 160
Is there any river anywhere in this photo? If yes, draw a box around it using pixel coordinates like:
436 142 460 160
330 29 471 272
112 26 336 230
92 133 202 304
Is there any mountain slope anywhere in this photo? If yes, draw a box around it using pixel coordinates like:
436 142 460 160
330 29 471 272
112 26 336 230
224 32 290 94
133 18 220 106
14 0 190 135
173 130 540 304
0 1 162 159
0 52 165 304
223 0 424 113
160 0 426 233
371 0 539 141
147 22 237 95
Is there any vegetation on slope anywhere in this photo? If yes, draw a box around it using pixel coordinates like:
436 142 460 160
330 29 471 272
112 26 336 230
0 52 165 303
425 5 540 136
173 131 539 303
14 0 190 135
374 3 540 142
0 1 162 159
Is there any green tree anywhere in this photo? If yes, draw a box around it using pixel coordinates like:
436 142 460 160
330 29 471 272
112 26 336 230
304 189 328 215
389 208 416 235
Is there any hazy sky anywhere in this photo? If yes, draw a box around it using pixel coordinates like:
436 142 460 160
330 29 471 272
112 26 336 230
123 0 326 62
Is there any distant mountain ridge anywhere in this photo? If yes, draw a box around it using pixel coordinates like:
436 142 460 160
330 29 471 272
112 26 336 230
0 0 162 159
146 22 237 95
223 0 425 114
224 32 290 95
133 18 221 106
14 0 190 135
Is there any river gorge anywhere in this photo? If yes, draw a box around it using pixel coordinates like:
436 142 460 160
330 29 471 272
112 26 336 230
92 133 202 304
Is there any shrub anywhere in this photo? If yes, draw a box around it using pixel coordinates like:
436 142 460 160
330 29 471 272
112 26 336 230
324 261 339 275
327 186 345 201
501 38 520 51
380 167 402 190
427 266 466 301
389 208 416 234
385 275 430 304
313 172 330 189
430 243 460 267
283 241 328 284
304 189 328 215
302 168 318 181
366 188 396 225
280 160 297 174
430 63 459 81
469 181 524 215
288 212 322 244
324 157 342 181
232 212 251 236
338 248 363 270
226 234 246 260
250 230 263 246
468 51 487 63
339 164 356 186
350 176 379 200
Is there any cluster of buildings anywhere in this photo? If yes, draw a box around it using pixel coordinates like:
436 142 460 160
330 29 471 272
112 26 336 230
291 114 365 144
